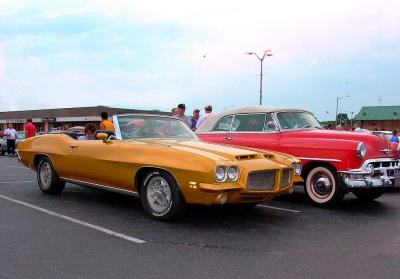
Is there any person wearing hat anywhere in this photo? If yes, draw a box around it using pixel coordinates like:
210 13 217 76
191 108 200 130
177 103 191 127
196 105 213 129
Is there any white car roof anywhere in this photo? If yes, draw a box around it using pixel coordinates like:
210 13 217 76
195 106 310 133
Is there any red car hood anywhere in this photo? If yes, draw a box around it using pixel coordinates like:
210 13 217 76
281 129 394 159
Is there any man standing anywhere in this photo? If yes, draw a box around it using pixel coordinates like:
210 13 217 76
191 109 200 130
196 105 213 129
354 123 362 132
177 104 191 127
25 119 36 138
4 123 18 157
99 112 115 132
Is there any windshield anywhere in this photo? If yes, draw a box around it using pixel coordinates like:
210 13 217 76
117 115 198 140
276 112 322 130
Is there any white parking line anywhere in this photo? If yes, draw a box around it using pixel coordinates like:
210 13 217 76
6 166 28 169
0 181 35 184
0 194 146 244
256 204 301 213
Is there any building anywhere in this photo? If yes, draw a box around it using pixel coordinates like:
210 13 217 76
0 106 167 132
355 106 400 131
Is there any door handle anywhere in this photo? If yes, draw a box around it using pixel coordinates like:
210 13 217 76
224 136 234 140
69 144 79 149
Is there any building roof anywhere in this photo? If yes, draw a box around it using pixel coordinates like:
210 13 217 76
355 106 400 121
0 106 168 120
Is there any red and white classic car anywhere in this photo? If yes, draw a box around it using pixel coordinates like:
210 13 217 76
196 106 400 206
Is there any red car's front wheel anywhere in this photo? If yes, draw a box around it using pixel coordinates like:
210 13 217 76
304 165 344 206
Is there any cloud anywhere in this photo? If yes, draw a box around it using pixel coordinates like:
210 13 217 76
0 0 399 119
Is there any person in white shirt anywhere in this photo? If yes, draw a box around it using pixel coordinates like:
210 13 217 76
4 123 18 156
354 123 362 132
196 105 213 129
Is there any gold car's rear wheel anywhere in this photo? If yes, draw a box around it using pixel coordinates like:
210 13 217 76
140 170 185 221
37 157 65 195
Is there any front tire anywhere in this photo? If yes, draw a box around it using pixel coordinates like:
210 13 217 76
37 157 65 195
352 188 384 202
304 165 344 206
140 170 185 221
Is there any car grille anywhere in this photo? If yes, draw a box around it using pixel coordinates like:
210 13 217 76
365 159 400 178
247 170 276 191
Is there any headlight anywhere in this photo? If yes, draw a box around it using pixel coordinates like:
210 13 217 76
357 142 367 157
227 166 239 181
281 169 292 186
291 162 302 176
215 166 227 182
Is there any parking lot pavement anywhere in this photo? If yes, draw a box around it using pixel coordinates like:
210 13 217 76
1 156 400 279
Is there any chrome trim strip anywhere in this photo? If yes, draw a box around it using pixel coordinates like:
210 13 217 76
359 158 399 169
60 177 139 197
298 157 342 163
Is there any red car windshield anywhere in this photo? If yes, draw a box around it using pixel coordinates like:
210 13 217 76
276 112 322 130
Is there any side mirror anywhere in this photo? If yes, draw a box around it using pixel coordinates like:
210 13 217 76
266 121 277 130
96 132 109 143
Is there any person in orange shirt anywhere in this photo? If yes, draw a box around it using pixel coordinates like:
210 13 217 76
99 112 115 132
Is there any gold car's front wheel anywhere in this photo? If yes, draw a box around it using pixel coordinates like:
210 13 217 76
140 170 185 221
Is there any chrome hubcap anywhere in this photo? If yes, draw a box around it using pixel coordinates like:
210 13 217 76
146 176 172 213
39 162 52 190
310 172 333 198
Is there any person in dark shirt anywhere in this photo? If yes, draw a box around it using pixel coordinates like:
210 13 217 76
191 109 200 130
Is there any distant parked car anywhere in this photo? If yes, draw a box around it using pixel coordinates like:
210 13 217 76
196 106 400 206
372 131 392 141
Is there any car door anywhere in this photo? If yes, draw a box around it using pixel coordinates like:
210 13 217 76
225 113 280 151
64 139 120 187
198 115 234 145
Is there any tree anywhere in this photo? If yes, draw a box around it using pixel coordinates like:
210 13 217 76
336 113 349 125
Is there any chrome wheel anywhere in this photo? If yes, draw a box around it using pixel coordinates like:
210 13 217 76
310 171 333 198
305 166 344 205
146 176 172 214
39 162 52 190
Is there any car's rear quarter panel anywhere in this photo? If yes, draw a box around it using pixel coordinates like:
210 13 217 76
18 135 73 177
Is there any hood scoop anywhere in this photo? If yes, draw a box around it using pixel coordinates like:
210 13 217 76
236 154 259 160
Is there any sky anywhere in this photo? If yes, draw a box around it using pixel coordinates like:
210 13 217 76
0 0 399 121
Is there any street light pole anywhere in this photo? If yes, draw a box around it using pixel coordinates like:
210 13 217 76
246 50 273 105
335 95 350 126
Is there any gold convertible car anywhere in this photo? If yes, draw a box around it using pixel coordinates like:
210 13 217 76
18 114 301 221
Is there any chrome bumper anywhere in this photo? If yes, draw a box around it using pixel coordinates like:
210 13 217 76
339 158 400 188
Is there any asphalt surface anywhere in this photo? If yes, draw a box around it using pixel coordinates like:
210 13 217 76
1 156 400 279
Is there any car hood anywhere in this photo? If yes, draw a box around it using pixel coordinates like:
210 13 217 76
133 139 264 161
282 129 392 157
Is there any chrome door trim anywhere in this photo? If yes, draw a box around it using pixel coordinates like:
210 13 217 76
298 157 342 163
113 115 122 140
60 177 139 197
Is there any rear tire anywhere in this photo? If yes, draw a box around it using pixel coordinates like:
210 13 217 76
37 157 65 195
140 170 185 221
304 165 344 206
353 189 384 202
